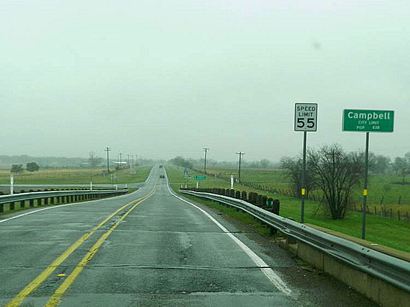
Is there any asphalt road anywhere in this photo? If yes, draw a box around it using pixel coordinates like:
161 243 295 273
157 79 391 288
0 167 374 307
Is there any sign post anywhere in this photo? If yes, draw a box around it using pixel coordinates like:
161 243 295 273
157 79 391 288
194 175 206 189
342 109 394 239
294 103 318 223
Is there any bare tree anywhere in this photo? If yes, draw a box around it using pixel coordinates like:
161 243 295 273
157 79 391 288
280 156 315 198
88 152 103 168
308 145 363 220
393 153 410 183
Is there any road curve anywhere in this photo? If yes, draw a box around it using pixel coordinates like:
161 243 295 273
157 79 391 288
0 166 374 306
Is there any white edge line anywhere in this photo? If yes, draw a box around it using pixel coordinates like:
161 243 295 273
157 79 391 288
165 176 292 296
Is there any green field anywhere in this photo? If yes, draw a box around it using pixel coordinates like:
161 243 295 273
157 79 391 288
203 167 410 217
0 166 152 185
167 165 410 253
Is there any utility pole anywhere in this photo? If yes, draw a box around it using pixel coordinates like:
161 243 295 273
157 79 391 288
119 153 122 165
105 146 111 173
203 148 209 174
236 152 245 183
127 154 130 168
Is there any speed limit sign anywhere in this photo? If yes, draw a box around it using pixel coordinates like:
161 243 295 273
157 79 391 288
294 103 318 132
294 102 318 224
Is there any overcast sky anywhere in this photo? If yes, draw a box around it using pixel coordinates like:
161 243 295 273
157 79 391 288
1 0 409 161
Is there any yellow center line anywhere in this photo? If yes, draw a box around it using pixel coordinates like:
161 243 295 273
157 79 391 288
45 189 155 307
6 189 154 307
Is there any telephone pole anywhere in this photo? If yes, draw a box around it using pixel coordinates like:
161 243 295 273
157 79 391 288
104 146 111 173
203 148 209 174
236 152 245 183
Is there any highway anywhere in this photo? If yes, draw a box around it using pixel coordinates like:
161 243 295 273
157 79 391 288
0 166 373 306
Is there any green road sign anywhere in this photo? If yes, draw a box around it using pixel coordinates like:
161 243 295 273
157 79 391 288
194 175 206 181
343 109 394 132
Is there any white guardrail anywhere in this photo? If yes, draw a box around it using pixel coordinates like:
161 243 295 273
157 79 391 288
180 189 410 293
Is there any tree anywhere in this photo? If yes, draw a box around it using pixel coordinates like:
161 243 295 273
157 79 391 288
26 162 40 172
259 159 271 169
169 156 193 169
308 145 363 220
11 164 24 174
280 156 315 198
393 155 409 183
372 154 391 174
89 152 103 168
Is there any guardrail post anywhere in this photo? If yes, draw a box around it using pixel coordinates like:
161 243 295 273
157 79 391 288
20 200 25 209
272 199 280 215
44 198 49 205
241 191 247 201
29 199 34 207
10 202 15 211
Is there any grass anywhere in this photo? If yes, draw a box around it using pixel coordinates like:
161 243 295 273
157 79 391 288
167 165 410 253
0 166 152 185
204 167 410 216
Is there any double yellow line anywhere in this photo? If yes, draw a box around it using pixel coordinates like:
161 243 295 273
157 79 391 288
7 189 155 307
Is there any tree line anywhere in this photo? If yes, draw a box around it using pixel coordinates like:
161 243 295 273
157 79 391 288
281 146 410 220
11 162 40 173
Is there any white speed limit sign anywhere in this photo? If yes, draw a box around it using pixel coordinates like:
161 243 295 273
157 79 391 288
294 103 318 132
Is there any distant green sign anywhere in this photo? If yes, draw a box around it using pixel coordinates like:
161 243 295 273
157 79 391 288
194 175 207 181
343 109 394 132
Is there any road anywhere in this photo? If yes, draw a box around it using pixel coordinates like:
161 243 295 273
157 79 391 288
0 166 374 306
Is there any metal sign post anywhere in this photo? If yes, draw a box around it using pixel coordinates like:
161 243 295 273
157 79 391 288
194 175 206 189
294 103 318 223
342 109 394 239
362 132 369 239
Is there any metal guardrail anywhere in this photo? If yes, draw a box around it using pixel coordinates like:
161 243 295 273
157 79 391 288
0 189 128 213
180 190 410 293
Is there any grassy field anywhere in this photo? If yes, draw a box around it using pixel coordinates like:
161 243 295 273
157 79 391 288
167 165 410 253
0 165 152 185
203 167 410 217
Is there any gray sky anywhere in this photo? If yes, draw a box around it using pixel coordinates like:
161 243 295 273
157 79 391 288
1 0 409 161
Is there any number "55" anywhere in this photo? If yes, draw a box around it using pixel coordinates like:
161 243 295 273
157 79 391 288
297 118 315 128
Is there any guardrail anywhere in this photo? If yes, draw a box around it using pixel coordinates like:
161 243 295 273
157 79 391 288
0 189 128 213
180 189 410 294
